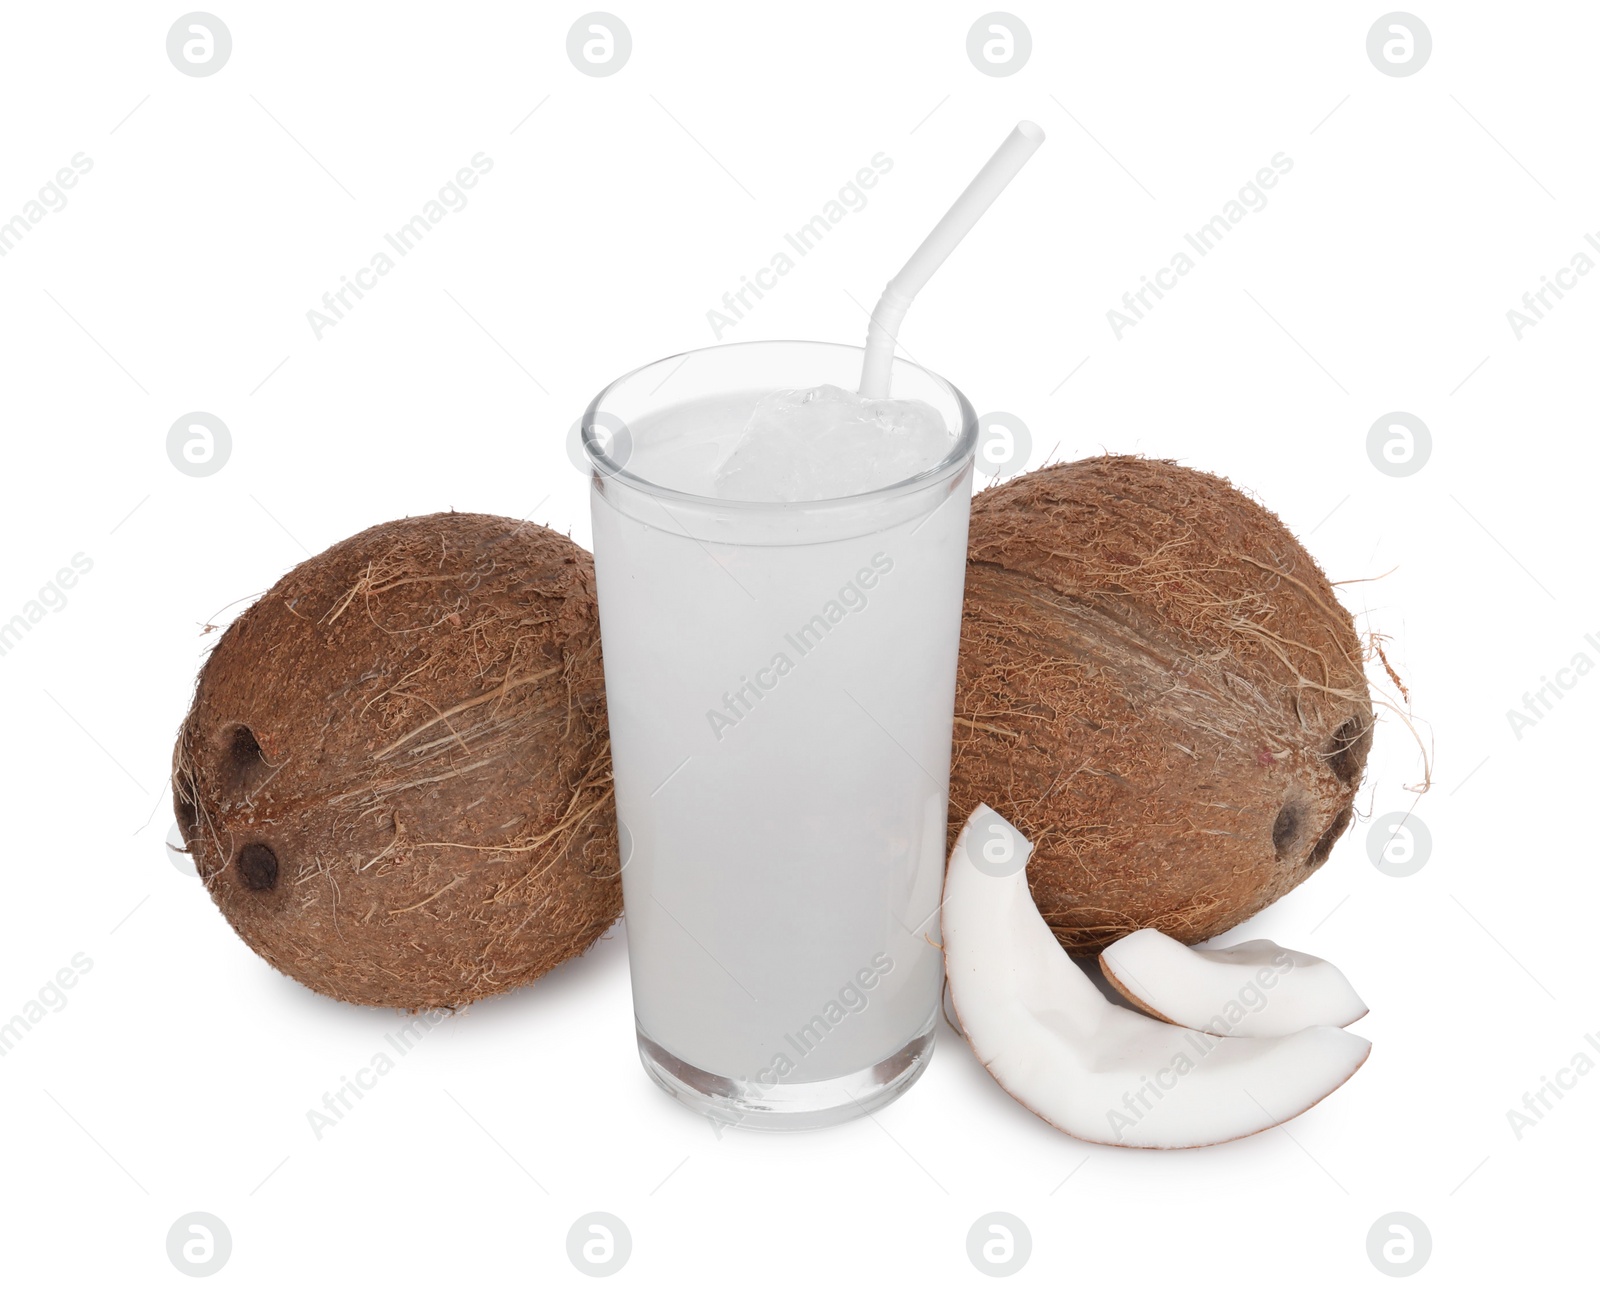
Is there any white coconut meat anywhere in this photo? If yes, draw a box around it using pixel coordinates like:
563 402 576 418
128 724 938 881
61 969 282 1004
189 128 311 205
942 806 1371 1149
1100 928 1368 1038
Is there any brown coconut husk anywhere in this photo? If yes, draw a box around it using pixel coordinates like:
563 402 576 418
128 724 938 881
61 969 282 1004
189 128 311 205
949 457 1376 954
171 513 620 1009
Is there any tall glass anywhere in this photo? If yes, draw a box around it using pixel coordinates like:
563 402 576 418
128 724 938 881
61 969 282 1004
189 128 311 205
581 340 977 1129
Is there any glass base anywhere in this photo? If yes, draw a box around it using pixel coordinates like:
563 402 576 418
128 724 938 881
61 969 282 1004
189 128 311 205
636 1018 936 1132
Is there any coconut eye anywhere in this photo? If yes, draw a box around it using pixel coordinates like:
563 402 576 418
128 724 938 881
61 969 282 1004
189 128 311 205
236 843 279 891
1323 717 1370 786
1307 805 1353 869
1271 803 1303 859
219 723 269 795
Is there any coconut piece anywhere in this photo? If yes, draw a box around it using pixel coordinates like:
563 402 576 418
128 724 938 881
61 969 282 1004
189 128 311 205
171 513 620 1010
943 805 1370 1149
950 457 1376 954
1099 928 1368 1038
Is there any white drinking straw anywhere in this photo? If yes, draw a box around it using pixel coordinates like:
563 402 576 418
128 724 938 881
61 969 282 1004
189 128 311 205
858 121 1045 399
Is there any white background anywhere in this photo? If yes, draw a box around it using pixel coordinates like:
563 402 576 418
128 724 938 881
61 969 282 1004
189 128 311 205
1 1 1594 1284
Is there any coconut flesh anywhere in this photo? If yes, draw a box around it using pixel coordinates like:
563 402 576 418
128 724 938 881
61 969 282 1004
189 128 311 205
1099 928 1368 1038
951 457 1375 954
942 805 1370 1148
171 513 620 1010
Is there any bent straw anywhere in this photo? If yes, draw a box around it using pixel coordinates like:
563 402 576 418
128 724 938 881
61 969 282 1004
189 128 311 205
858 120 1045 399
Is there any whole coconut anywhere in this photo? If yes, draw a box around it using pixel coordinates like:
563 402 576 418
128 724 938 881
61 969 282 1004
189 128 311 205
172 513 620 1009
950 457 1373 954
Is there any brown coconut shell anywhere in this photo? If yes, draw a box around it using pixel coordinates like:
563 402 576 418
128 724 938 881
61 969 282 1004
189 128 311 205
171 512 620 1009
950 457 1373 954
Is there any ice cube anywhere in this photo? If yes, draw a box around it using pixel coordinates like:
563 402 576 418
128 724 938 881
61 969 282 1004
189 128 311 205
712 384 953 502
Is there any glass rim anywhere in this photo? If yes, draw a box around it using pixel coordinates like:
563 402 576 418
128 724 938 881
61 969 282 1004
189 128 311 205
580 338 979 512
